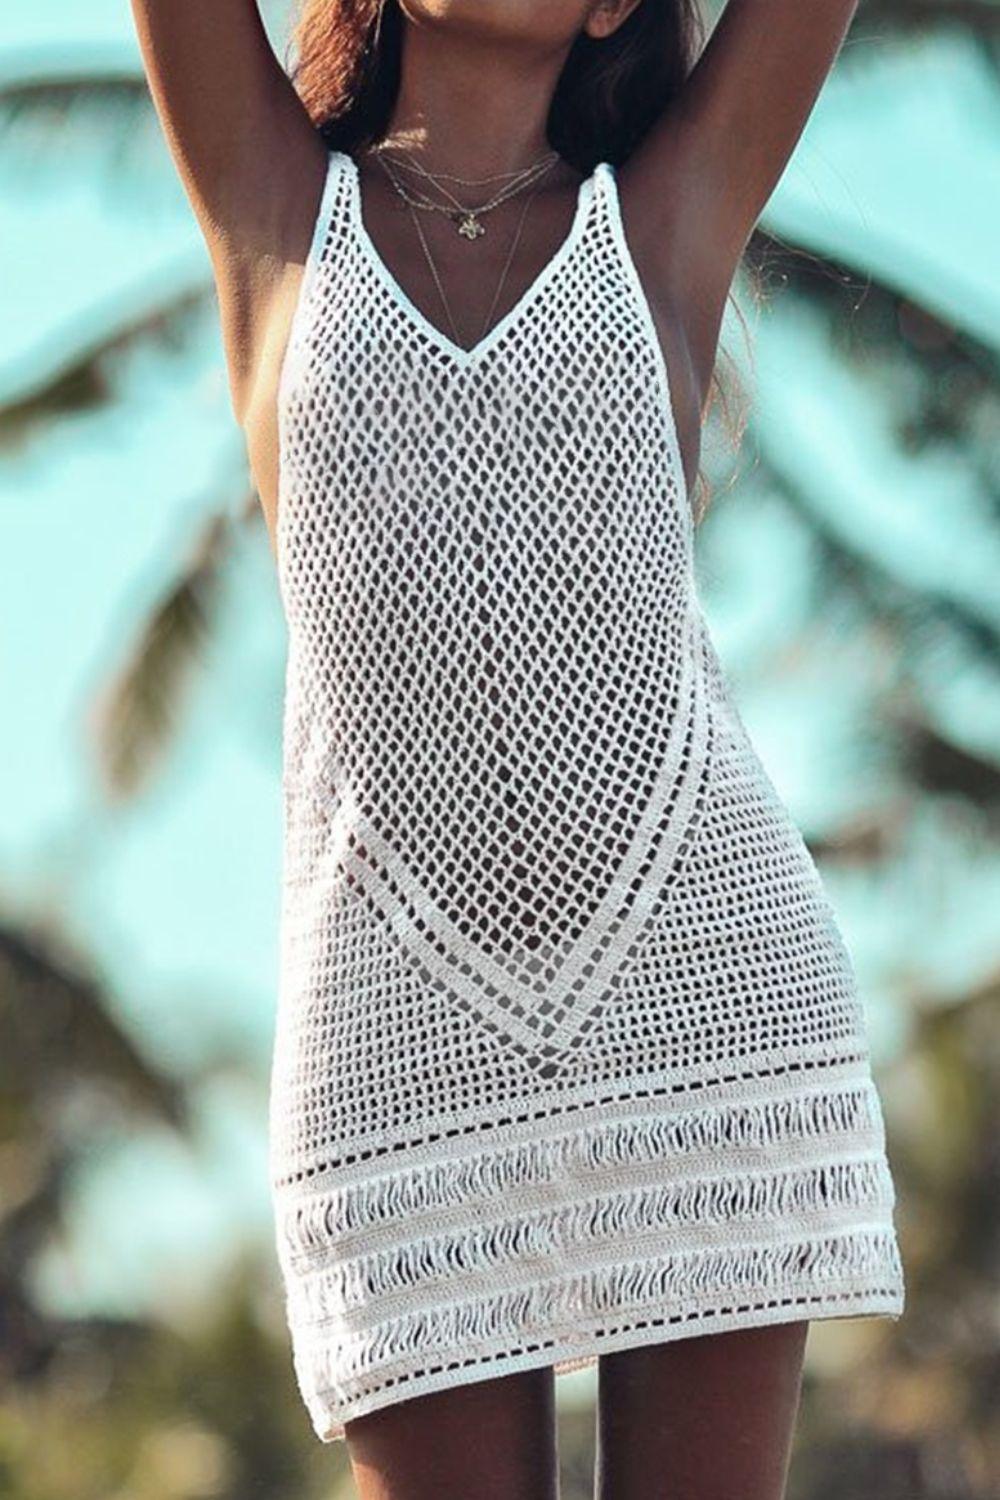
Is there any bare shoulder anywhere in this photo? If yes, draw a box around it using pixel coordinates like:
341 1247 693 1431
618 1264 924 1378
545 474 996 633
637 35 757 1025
188 139 330 554
611 150 705 502
211 137 331 491
236 183 330 556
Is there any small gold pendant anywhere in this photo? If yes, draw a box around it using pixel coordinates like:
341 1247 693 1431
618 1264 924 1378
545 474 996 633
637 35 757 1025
456 213 486 240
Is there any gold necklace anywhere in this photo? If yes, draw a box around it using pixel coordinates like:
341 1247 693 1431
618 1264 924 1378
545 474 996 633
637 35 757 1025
371 145 560 240
373 156 556 350
378 157 557 240
393 148 558 186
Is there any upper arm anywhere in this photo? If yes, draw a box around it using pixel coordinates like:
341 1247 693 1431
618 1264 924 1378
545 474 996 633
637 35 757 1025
617 0 859 399
128 0 329 414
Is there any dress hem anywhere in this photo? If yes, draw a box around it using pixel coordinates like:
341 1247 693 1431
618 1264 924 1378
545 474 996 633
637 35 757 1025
300 1282 904 1444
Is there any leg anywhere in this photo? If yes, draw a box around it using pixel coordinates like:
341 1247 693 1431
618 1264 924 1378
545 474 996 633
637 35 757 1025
344 1364 559 1500
595 1321 809 1500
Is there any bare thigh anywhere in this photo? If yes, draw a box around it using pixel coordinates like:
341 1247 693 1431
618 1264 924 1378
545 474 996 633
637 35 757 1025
596 1321 810 1500
343 1365 559 1500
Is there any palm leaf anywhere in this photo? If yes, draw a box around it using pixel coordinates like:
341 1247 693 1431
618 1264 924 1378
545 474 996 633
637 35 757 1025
87 500 257 803
0 918 189 1138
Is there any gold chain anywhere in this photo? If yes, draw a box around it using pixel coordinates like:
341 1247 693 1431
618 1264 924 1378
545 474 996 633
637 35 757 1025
388 148 558 187
371 151 558 350
371 145 560 241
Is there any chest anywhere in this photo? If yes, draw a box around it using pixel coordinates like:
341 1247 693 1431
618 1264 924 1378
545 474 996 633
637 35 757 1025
241 154 698 559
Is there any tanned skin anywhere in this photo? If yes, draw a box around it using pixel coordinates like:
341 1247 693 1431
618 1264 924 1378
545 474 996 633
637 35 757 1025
129 2 858 1495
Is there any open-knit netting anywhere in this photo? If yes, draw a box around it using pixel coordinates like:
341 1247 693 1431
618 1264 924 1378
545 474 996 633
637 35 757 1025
269 150 905 1442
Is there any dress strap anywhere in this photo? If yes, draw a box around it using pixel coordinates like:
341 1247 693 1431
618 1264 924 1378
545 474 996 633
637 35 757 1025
278 152 348 403
305 150 347 278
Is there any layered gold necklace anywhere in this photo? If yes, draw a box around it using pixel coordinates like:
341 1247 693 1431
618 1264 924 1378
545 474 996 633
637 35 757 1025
364 144 564 349
374 144 560 238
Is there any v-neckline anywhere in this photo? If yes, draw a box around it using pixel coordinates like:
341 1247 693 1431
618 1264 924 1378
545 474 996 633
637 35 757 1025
336 149 605 370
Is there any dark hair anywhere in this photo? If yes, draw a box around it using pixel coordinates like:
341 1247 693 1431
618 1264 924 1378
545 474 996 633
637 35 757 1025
285 0 749 518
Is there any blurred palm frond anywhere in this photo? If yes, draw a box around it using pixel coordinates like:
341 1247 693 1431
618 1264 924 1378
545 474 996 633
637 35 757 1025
87 501 257 805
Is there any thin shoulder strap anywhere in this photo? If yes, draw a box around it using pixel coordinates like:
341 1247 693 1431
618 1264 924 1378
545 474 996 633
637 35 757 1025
594 160 690 522
597 160 660 323
595 162 631 254
300 150 345 292
278 151 348 398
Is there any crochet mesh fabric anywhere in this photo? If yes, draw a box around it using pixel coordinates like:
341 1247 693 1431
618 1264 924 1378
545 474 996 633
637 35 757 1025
269 150 905 1441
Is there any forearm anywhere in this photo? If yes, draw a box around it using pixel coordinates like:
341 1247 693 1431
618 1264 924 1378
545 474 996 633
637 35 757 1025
686 0 858 143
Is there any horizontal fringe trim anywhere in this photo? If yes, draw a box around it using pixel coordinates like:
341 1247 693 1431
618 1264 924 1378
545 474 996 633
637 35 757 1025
307 1285 904 1443
289 1224 904 1410
282 1155 895 1329
276 1081 883 1265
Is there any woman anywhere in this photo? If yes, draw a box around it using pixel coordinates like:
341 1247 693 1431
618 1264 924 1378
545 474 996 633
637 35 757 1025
128 2 905 1496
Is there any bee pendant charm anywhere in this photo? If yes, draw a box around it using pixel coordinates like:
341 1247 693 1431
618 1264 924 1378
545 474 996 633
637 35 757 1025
455 213 486 240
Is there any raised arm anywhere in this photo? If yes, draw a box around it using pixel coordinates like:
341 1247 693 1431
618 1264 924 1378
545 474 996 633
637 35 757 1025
618 0 859 405
128 0 328 416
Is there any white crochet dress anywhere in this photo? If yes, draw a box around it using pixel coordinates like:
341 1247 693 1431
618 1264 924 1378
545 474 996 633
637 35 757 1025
269 148 905 1442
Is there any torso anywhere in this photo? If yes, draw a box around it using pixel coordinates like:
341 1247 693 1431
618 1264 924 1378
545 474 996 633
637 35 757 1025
236 151 704 560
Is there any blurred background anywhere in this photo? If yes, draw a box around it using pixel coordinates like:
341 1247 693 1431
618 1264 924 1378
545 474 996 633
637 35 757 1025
1 0 999 1496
